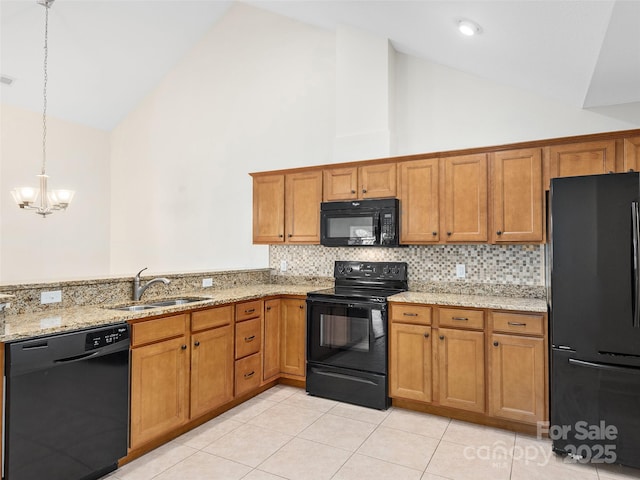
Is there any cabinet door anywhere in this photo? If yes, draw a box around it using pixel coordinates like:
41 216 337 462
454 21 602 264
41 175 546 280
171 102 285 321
190 325 234 419
280 298 306 377
624 136 640 173
442 154 488 242
323 167 358 201
547 140 616 187
398 159 440 243
253 174 285 244
489 333 545 424
359 163 397 199
389 323 432 402
491 148 543 243
285 171 322 243
130 336 190 448
437 328 485 413
263 299 281 382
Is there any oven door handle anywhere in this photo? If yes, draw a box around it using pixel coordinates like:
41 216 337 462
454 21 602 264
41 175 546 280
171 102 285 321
306 297 386 311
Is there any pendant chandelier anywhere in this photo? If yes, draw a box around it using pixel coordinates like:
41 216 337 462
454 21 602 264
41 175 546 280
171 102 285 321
11 0 75 217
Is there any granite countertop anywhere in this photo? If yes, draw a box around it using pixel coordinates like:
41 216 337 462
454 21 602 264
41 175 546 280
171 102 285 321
0 284 314 342
388 291 548 313
0 284 547 342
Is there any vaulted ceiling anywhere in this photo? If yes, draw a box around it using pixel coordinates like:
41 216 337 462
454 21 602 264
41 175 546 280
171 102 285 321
1 0 639 131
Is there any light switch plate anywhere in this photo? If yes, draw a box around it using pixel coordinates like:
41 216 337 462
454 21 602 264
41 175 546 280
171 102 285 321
41 290 62 304
280 260 287 272
456 264 466 278
202 278 213 288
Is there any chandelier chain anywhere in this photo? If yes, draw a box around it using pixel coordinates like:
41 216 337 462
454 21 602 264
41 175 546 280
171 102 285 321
41 4 49 176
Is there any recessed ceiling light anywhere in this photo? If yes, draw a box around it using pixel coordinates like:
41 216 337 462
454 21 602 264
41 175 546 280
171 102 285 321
458 19 482 36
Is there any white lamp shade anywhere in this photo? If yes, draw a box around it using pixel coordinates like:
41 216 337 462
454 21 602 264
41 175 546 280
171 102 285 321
51 189 75 205
11 187 39 205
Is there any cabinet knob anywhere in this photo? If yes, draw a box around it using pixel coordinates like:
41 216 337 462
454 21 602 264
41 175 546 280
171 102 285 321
493 341 499 347
181 344 187 350
299 305 304 309
432 231 437 236
424 333 430 338
446 232 452 236
351 190 356 194
194 340 200 347
362 188 367 194
266 306 271 311
287 234 293 238
496 231 503 236
279 234 284 238
439 335 444 340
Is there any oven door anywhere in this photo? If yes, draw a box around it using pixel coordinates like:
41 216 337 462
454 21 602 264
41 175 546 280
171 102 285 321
320 210 380 246
306 297 387 374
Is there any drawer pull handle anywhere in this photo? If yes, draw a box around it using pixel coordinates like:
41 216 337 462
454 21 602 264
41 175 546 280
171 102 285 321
424 333 430 338
452 317 468 321
245 308 256 314
181 344 187 350
244 371 255 379
403 312 418 317
245 335 256 342
493 341 499 347
194 341 200 347
508 322 527 327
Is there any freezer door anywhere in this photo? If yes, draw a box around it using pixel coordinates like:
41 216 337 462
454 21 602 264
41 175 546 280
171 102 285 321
550 173 640 357
551 349 640 468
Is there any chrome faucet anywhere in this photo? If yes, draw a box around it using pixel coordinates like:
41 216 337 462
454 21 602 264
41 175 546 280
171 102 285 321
133 267 171 301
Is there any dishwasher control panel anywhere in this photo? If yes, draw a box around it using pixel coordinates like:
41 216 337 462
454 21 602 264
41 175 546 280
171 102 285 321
85 324 130 350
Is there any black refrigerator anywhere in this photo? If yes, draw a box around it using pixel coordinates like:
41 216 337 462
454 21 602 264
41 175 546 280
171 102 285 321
550 172 640 469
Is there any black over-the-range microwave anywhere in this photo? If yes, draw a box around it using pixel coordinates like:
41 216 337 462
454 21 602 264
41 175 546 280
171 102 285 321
320 198 400 247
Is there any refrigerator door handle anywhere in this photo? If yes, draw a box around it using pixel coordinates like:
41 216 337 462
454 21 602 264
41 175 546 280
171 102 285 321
569 358 640 375
633 202 640 328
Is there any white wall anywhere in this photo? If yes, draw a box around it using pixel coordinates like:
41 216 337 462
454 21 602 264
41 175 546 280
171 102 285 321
0 103 111 283
109 3 335 276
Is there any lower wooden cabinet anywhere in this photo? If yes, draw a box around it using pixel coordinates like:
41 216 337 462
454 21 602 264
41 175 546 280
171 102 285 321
235 352 262 397
436 327 485 413
130 335 190 449
389 323 432 402
263 299 281 382
280 298 306 378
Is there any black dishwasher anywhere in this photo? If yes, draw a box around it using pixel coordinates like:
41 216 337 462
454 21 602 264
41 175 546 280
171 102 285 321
4 323 130 480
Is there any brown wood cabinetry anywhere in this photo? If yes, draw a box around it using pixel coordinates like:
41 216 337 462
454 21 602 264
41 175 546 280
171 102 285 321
389 322 432 402
323 163 396 201
252 170 322 244
624 136 640 173
398 158 440 243
130 315 190 449
546 140 616 188
488 311 547 424
436 327 485 413
491 148 544 243
280 298 306 378
234 300 264 397
441 154 488 242
263 299 281 382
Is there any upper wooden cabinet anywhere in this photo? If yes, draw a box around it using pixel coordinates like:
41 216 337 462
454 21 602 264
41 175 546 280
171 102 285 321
398 158 440 243
323 163 396 201
545 140 616 189
441 154 488 242
491 148 544 243
252 170 322 244
624 136 640 173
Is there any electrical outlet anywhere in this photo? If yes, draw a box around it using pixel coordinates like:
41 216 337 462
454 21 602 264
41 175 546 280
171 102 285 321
456 264 466 278
41 290 62 304
280 260 287 272
202 278 213 288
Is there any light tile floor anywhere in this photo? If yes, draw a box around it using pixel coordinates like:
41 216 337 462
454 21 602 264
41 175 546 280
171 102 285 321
104 385 640 480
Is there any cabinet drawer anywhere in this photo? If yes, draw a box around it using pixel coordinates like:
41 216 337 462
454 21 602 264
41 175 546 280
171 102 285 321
235 318 262 359
439 308 484 330
390 304 432 325
236 300 262 322
492 312 545 336
191 305 233 332
131 314 189 347
235 352 262 397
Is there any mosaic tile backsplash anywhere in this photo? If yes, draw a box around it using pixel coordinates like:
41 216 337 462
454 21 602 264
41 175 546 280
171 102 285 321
270 244 545 296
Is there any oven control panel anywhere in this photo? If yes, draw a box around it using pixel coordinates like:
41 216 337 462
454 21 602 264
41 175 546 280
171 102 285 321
334 261 407 281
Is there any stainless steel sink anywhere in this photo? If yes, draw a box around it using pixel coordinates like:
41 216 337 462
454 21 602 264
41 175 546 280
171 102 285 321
108 297 210 312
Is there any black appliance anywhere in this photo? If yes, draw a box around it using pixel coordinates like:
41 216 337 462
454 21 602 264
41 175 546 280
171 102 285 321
4 323 130 480
306 260 408 410
550 172 640 468
320 198 400 247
